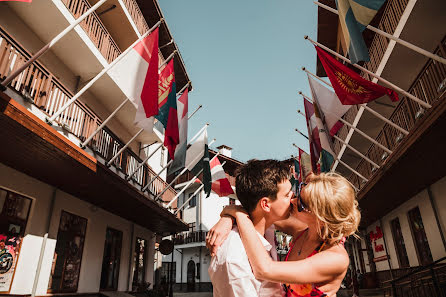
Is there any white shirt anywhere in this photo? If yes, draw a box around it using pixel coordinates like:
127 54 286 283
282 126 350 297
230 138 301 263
208 225 284 297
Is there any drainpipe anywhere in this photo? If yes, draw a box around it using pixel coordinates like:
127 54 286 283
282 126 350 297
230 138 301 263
31 187 57 297
127 223 135 291
427 186 446 252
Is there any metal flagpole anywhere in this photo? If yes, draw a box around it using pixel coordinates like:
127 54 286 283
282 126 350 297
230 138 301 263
46 19 163 124
314 1 446 65
295 112 380 169
292 138 369 183
294 129 309 140
107 128 144 167
175 184 204 215
166 153 221 208
332 134 379 169
141 124 209 192
0 0 109 90
189 105 202 119
160 50 177 69
304 36 431 109
153 139 216 201
126 102 201 181
82 54 182 149
298 92 393 154
302 67 409 135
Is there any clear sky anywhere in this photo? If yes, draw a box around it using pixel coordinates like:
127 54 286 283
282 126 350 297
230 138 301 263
159 0 318 162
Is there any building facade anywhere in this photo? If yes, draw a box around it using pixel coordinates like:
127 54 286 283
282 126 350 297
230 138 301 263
0 0 191 295
159 146 243 292
316 0 446 295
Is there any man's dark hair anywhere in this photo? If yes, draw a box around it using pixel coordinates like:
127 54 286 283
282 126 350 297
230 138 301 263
235 159 290 214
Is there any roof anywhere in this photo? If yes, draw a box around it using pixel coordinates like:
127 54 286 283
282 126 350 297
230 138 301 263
135 0 192 93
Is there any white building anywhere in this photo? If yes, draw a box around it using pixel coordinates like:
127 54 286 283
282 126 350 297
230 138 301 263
159 145 242 292
0 0 191 295
316 0 446 295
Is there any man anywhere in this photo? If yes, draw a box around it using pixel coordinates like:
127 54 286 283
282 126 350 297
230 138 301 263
207 159 293 297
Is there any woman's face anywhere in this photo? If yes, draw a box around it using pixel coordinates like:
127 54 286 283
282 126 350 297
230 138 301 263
290 191 317 226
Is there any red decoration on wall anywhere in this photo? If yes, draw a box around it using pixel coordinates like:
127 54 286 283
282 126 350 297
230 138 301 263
370 226 384 253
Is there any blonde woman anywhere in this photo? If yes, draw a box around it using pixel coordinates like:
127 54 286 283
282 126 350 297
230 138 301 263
207 173 361 297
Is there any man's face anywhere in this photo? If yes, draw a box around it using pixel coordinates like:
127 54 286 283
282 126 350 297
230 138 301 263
268 179 293 222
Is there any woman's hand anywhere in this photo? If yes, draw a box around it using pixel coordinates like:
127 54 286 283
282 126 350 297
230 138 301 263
220 204 247 218
206 216 234 256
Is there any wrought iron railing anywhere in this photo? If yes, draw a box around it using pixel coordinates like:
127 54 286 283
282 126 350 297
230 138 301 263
382 256 446 297
173 230 207 245
0 26 177 206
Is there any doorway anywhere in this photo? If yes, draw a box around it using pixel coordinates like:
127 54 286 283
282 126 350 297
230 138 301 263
100 227 123 290
187 260 195 291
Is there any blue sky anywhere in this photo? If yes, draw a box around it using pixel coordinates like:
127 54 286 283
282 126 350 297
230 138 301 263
159 0 318 162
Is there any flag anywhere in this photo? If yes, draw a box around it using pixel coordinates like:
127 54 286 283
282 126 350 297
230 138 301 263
307 75 350 136
335 0 386 64
315 46 399 105
304 98 336 172
299 148 312 181
169 88 188 173
210 157 234 197
0 0 32 2
108 28 159 131
290 158 300 194
155 59 179 159
185 128 211 197
303 98 322 172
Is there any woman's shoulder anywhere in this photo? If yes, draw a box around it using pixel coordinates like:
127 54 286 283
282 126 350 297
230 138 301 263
319 242 350 271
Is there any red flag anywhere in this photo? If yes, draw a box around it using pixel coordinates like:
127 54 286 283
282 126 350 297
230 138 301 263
315 46 399 105
138 28 159 118
156 60 178 159
303 99 321 173
210 157 234 197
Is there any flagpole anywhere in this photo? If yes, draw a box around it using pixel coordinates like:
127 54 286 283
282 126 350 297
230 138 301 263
292 143 368 183
141 125 210 192
46 19 163 124
126 101 201 181
159 39 174 50
298 92 393 154
294 129 309 140
295 118 379 169
189 105 202 119
304 36 431 109
0 0 109 90
153 139 216 201
107 128 144 167
302 67 409 135
81 56 181 149
175 184 204 215
177 82 190 97
313 1 446 65
166 152 221 208
160 50 177 69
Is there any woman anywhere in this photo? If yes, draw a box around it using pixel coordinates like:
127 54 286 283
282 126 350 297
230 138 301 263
207 172 360 297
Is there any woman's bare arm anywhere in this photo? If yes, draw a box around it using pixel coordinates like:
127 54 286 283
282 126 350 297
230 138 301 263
233 211 349 284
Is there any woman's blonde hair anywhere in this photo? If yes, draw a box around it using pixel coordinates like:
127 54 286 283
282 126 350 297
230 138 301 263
303 172 361 244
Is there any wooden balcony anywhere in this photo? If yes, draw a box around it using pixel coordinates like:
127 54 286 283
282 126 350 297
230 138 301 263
61 0 121 63
0 26 178 208
334 36 446 192
173 230 207 245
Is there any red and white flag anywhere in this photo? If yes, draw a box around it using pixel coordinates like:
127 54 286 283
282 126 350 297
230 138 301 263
108 28 159 131
210 157 234 197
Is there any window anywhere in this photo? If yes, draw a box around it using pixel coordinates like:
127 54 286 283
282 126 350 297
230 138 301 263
132 238 147 291
390 218 410 268
160 262 176 283
408 207 433 266
0 188 32 293
229 198 235 205
49 211 88 292
100 228 123 290
188 192 197 208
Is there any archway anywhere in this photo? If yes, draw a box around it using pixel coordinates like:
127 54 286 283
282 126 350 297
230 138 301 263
186 260 195 291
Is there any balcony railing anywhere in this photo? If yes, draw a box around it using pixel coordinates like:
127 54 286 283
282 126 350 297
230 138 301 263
333 36 446 190
0 26 177 206
173 230 207 245
61 0 121 63
121 0 150 36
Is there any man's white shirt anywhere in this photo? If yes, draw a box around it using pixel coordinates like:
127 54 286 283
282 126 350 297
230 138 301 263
208 225 284 297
